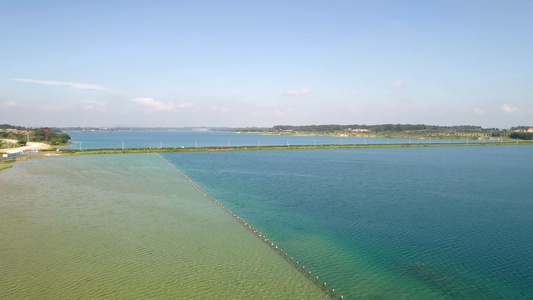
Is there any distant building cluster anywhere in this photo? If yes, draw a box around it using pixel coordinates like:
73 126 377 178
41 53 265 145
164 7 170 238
349 128 369 132
514 128 533 132
0 128 31 134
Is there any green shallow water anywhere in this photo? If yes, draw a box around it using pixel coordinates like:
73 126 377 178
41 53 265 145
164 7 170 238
0 154 329 299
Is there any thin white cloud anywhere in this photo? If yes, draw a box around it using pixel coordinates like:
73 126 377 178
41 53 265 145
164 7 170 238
132 98 174 111
393 80 403 87
273 108 295 117
474 108 485 115
211 106 229 113
38 104 63 112
86 100 107 105
0 100 64 112
1 100 17 107
131 98 194 112
81 100 107 112
79 100 111 114
285 88 310 96
83 100 107 111
10 78 114 92
501 104 517 113
176 101 195 109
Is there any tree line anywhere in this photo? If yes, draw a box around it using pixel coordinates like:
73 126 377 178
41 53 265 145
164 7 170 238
232 124 533 140
271 124 482 133
509 132 533 140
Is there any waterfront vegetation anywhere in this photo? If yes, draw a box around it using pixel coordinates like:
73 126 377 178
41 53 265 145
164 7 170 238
0 124 71 147
230 124 533 141
509 132 533 140
0 139 18 149
0 159 15 171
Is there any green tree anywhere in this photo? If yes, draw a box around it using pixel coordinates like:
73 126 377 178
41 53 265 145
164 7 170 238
32 128 46 141
509 132 533 140
57 133 70 144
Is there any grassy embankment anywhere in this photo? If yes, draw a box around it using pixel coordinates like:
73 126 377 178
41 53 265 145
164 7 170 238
0 159 16 171
2 141 532 173
0 154 55 171
0 142 69 172
59 140 533 155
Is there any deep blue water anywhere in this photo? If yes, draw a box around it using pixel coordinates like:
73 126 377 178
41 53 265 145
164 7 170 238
161 145 533 299
64 130 491 149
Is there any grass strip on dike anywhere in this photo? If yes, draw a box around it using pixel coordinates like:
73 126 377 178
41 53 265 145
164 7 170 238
0 159 16 171
1 141 531 173
59 140 533 155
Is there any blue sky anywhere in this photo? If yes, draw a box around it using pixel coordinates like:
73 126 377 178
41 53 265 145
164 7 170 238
1 0 532 128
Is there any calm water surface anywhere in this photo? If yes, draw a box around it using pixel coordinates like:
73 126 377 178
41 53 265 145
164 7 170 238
65 130 487 149
161 145 533 299
0 154 329 299
4 131 530 299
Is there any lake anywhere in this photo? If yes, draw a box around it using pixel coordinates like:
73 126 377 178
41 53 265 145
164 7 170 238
3 130 530 299
64 130 492 149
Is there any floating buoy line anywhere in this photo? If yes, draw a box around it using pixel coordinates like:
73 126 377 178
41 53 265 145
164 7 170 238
156 153 343 299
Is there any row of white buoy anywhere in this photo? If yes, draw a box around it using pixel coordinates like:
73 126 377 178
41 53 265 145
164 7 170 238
156 153 343 299
209 195 344 300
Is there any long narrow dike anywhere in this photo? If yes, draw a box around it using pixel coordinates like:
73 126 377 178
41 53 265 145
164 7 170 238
155 153 345 300
61 140 530 155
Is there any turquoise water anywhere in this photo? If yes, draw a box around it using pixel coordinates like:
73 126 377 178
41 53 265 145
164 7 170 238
65 130 489 149
161 145 533 299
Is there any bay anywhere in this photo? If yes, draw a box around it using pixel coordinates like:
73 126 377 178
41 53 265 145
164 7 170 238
64 130 488 149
